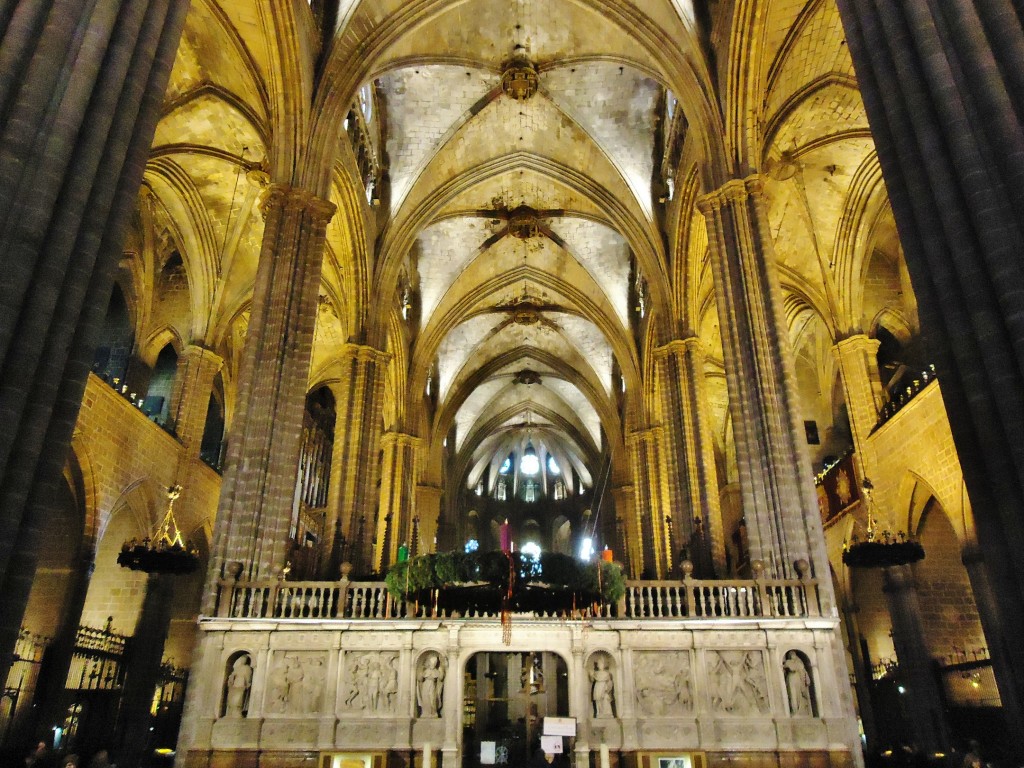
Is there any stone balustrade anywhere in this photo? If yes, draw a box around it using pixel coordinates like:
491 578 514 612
213 573 820 622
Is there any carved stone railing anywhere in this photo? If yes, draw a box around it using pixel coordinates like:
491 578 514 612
624 574 817 619
214 571 820 621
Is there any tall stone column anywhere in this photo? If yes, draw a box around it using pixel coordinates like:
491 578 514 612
374 431 420 570
168 344 223 455
117 573 175 768
832 335 884 472
206 186 335 599
33 556 95 740
961 543 1024 744
653 338 727 575
835 1 1024 748
322 344 389 575
698 177 826 582
416 485 443 556
0 0 190 687
882 566 949 753
625 429 669 577
610 485 639 578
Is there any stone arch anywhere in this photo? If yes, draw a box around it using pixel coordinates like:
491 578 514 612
82 481 159 635
912 497 987 664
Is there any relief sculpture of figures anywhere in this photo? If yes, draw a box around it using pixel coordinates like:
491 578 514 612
265 653 325 714
634 652 691 716
783 651 813 716
343 651 400 714
224 654 253 717
709 651 770 715
589 654 615 718
417 652 445 718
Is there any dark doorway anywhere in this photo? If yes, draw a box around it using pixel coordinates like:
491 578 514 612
463 652 568 768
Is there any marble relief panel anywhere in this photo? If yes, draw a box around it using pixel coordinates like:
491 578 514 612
632 651 692 716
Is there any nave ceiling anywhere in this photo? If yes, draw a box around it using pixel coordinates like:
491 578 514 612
119 0 918 520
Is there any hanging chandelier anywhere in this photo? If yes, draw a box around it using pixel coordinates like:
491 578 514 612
118 484 200 574
842 478 924 568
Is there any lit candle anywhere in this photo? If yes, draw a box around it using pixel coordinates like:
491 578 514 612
601 548 614 562
500 519 512 553
398 543 409 562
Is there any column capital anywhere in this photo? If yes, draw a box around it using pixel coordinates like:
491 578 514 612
379 431 421 450
416 484 443 503
833 333 881 359
653 336 704 359
178 343 224 371
696 174 766 214
340 342 391 367
626 426 664 446
261 184 336 225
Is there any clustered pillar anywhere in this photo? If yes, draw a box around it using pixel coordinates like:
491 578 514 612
832 334 884 478
653 338 727 576
0 0 191 687
375 431 421 570
206 185 335 602
882 566 949 753
169 344 224 455
835 1 1024 746
698 177 825 581
625 428 669 578
322 343 389 575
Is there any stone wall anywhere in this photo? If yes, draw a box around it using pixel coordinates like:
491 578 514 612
67 374 220 663
177 618 857 768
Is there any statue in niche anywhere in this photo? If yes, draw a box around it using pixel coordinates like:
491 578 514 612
342 651 399 713
417 653 445 717
634 652 691 716
783 652 813 716
709 651 770 715
224 654 253 717
589 655 615 718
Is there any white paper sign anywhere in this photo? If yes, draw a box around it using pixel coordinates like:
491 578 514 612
543 716 577 736
480 742 496 765
540 735 564 754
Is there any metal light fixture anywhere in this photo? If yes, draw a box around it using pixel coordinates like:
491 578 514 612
118 485 200 574
842 478 924 568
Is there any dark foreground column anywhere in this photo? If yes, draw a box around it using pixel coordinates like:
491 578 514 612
835 1 1024 750
0 0 191 689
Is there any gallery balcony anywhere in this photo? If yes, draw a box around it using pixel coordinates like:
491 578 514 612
211 564 821 624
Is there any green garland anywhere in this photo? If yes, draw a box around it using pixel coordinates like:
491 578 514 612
385 550 625 605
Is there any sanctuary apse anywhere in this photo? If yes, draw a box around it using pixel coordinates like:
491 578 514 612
1 2 1024 768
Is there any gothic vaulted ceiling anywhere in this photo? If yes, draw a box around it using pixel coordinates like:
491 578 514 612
133 0 909 502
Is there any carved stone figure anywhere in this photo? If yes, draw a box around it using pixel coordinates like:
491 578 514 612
783 651 813 715
224 654 252 717
709 650 770 715
268 658 291 713
300 656 325 713
417 652 445 717
342 651 399 713
589 654 615 718
266 653 325 714
634 651 691 716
